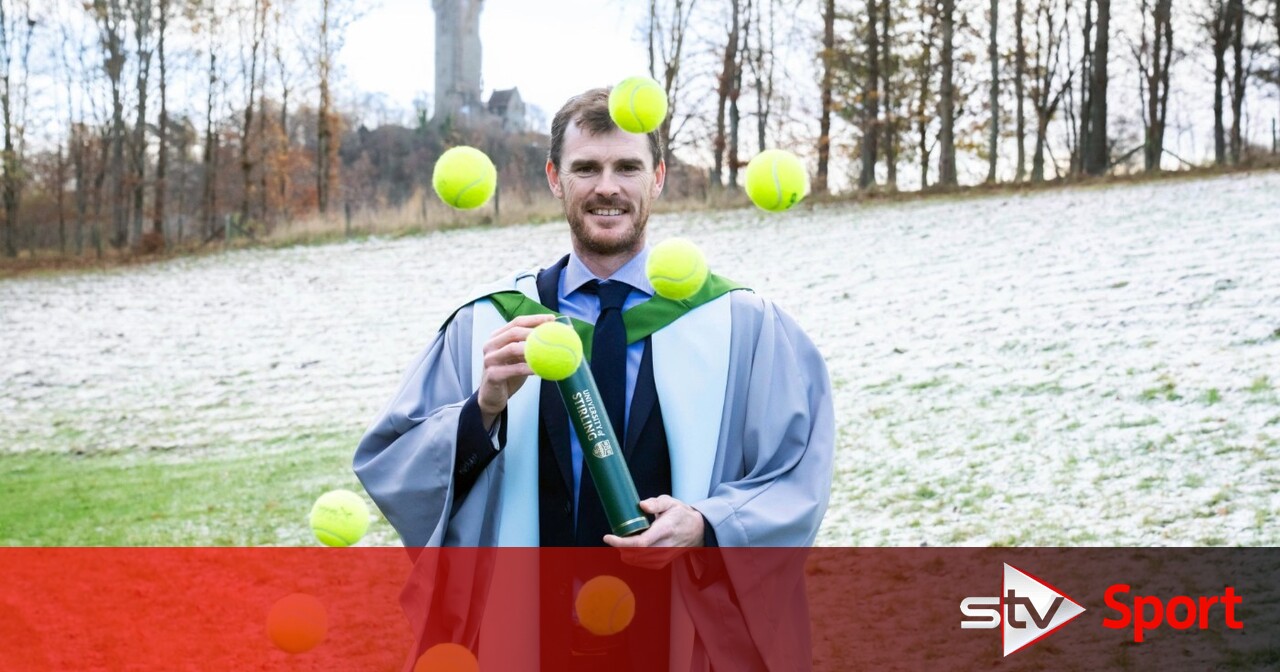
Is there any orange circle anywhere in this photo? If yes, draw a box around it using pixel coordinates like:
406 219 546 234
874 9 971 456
266 593 327 654
575 575 636 636
413 643 479 672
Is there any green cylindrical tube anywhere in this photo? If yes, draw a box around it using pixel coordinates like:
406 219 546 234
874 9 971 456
552 325 649 537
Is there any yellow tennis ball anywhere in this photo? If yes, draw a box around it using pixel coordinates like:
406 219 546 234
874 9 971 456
432 146 497 210
308 489 370 548
575 575 636 636
744 149 810 212
266 593 327 654
413 643 479 672
646 238 708 301
524 321 583 381
608 76 669 134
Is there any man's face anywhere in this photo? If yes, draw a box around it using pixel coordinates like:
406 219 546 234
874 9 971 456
546 123 666 257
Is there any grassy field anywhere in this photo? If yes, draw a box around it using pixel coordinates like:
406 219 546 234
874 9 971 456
3 170 1278 547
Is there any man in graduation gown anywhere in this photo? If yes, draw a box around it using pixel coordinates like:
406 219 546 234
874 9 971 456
353 87 835 672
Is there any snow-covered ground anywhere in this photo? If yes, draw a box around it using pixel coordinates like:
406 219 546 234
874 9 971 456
3 172 1278 546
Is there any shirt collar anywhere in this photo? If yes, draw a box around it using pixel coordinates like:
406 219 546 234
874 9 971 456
563 247 655 298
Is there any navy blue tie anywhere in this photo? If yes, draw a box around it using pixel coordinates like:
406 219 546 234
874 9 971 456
576 279 630 544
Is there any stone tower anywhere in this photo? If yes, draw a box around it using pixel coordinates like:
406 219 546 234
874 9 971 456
432 0 484 123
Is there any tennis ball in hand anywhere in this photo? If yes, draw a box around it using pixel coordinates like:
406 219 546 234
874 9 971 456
646 238 708 301
575 575 636 636
432 146 497 210
266 593 327 654
608 76 669 134
309 489 370 547
744 149 809 212
524 321 583 381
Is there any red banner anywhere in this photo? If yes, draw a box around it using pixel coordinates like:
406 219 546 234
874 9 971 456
1 548 1273 671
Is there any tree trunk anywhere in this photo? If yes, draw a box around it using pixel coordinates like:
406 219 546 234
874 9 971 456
986 0 999 183
202 11 218 238
1228 0 1245 165
752 0 775 152
1074 0 1093 175
274 5 291 224
0 0 19 257
729 0 745 189
882 0 896 189
712 0 740 189
1142 0 1173 173
153 0 168 238
860 0 881 190
130 0 152 247
816 0 834 194
1014 0 1027 181
96 0 129 249
1031 0 1067 183
1211 1 1229 165
1083 0 1109 176
939 0 958 186
654 0 696 157
74 127 88 255
917 0 937 189
240 0 265 231
317 0 332 214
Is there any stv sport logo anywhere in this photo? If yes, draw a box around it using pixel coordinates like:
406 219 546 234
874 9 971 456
960 563 1087 656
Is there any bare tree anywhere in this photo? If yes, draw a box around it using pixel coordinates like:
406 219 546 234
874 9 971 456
1228 0 1246 164
816 0 834 193
1134 0 1173 172
939 0 958 186
728 0 747 188
913 0 939 188
1206 0 1232 165
986 0 999 183
861 0 882 190
646 0 698 158
91 0 129 248
712 0 741 189
1274 0 1280 153
152 0 169 240
747 0 776 153
1014 0 1027 180
1082 0 1109 176
317 0 335 213
129 0 154 246
1030 0 1072 181
1072 0 1093 174
882 0 898 189
201 0 220 238
1 0 35 257
272 0 295 223
239 0 267 229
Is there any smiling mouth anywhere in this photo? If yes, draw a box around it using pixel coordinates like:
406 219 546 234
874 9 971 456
588 208 627 217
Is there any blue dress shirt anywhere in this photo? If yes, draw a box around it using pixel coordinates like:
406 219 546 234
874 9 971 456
557 247 653 508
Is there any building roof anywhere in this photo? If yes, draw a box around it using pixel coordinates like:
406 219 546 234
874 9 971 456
488 88 522 114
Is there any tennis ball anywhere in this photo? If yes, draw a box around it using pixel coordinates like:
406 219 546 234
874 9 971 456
608 76 668 134
646 238 708 301
432 146 497 210
266 593 327 654
413 643 479 672
744 149 810 212
524 321 583 381
309 489 370 548
575 575 636 636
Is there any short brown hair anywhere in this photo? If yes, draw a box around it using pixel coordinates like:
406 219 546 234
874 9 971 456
547 87 664 170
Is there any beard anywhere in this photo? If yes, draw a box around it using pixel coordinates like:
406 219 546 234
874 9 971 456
566 195 649 256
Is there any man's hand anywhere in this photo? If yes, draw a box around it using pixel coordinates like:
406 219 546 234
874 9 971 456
603 496 705 569
477 314 556 430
